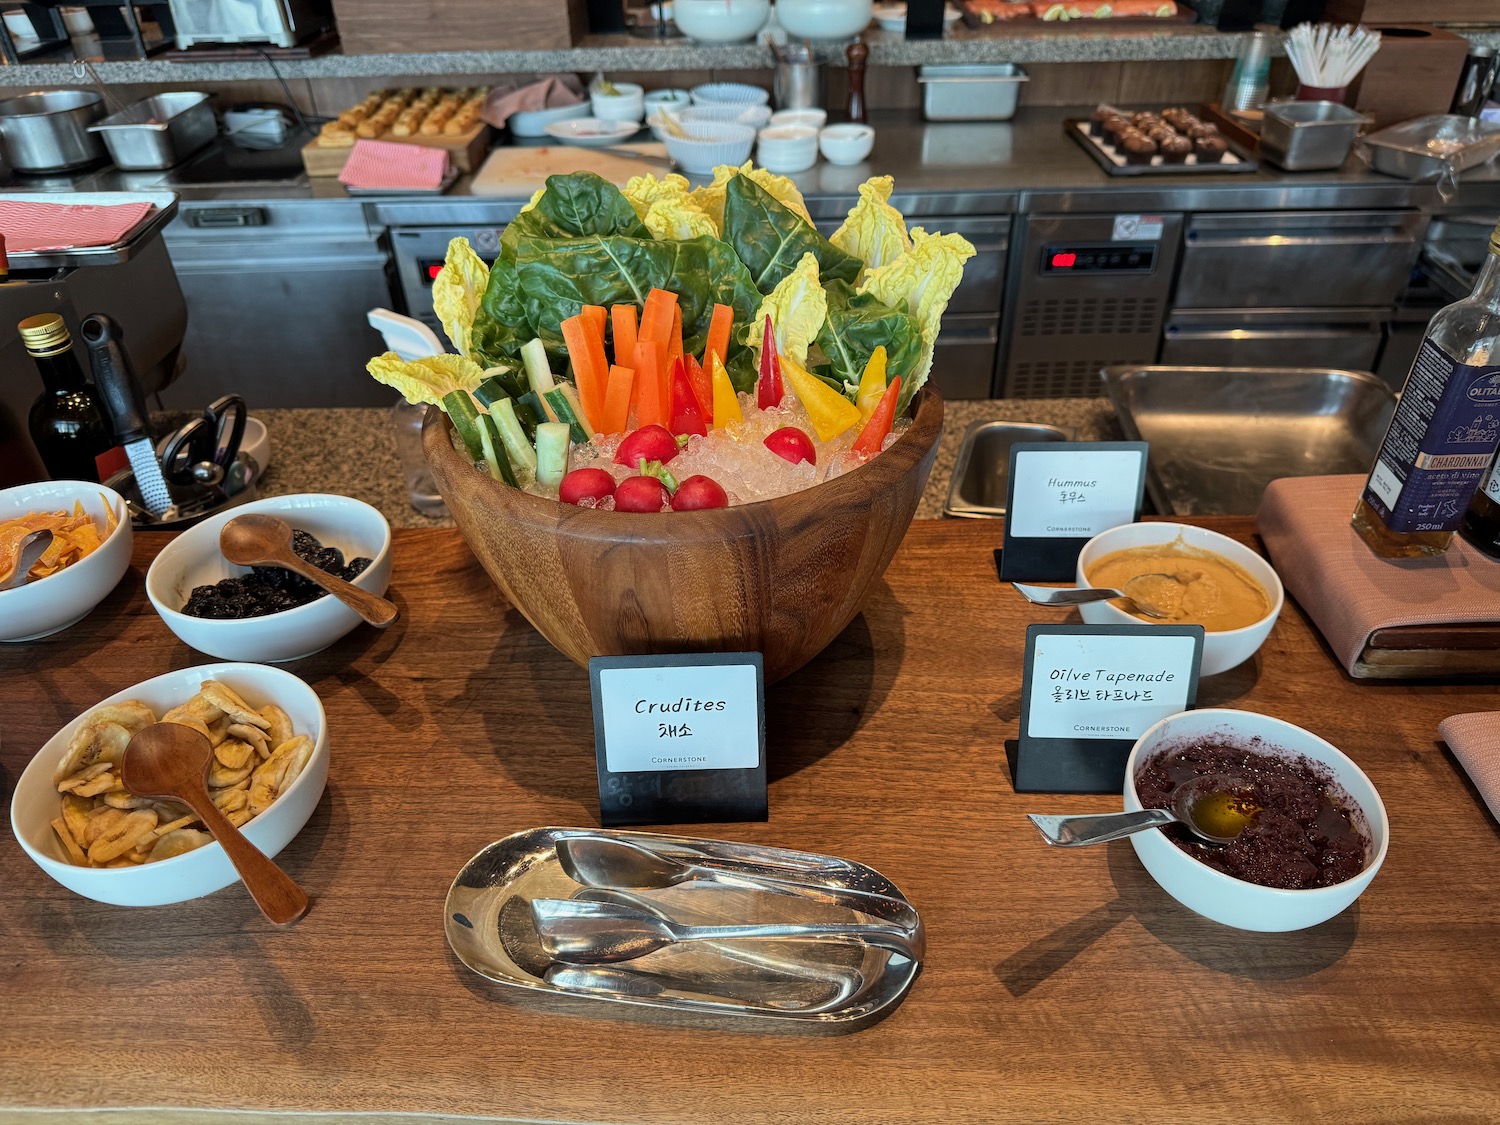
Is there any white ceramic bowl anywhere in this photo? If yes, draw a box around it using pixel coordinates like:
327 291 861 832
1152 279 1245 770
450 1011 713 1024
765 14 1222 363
770 107 828 129
0 481 131 643
674 0 770 41
1074 521 1284 678
663 120 757 174
680 103 773 127
545 117 641 147
818 122 875 164
757 124 820 172
590 81 645 123
11 662 329 907
644 88 692 113
507 100 589 138
241 416 271 474
777 0 874 40
145 493 392 663
1124 708 1388 932
690 82 772 107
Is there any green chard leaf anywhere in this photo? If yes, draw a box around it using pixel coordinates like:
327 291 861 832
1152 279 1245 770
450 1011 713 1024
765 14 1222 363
815 281 923 396
469 257 531 368
722 175 862 293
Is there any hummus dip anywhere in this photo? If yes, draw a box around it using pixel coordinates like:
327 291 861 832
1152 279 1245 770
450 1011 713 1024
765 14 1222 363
1086 541 1271 632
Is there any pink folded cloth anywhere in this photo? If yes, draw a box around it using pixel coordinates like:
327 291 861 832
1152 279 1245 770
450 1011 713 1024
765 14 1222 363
1258 474 1500 674
481 74 586 128
1437 712 1500 822
0 199 155 253
338 139 452 191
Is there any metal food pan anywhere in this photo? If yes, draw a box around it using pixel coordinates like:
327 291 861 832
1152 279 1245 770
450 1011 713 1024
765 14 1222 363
1101 365 1396 516
0 190 179 267
88 91 216 170
1364 114 1500 180
944 420 1075 518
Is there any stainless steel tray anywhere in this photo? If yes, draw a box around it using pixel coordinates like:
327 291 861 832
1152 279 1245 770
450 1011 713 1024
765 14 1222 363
1101 365 1396 517
2 190 179 268
444 827 922 1025
1364 114 1500 180
1064 118 1258 176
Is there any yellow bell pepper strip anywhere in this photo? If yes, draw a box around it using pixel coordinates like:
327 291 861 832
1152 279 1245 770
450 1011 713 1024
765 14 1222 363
757 314 784 409
854 345 889 423
668 356 708 437
711 354 742 430
852 375 901 457
780 355 862 442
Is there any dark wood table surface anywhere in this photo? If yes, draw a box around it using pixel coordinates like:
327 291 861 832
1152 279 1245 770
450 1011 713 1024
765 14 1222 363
3 519 1499 1125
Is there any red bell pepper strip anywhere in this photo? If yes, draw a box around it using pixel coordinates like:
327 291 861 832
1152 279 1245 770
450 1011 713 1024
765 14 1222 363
684 353 713 420
851 376 901 457
757 315 784 409
668 356 708 437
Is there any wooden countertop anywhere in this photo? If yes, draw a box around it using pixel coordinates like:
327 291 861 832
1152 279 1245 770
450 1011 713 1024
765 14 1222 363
2 521 1499 1124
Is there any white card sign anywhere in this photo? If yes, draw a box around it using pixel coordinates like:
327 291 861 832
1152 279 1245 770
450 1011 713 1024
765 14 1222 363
999 442 1148 581
589 653 767 826
1009 624 1203 793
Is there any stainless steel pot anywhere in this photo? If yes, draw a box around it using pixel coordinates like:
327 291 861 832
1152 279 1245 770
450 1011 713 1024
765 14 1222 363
0 90 106 172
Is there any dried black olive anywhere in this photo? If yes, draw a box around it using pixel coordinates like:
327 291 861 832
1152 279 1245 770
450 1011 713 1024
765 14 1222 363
179 527 374 620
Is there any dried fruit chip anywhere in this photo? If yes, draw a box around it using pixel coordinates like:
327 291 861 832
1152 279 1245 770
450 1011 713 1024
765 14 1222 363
0 497 117 585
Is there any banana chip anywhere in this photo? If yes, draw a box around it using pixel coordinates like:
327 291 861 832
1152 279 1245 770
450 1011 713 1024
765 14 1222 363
51 682 314 868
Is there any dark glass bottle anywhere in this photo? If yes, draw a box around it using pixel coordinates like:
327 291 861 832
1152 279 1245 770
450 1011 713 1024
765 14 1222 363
22 314 122 484
1459 455 1500 558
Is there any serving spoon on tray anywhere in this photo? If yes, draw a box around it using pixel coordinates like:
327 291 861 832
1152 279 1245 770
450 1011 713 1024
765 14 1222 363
1028 773 1261 848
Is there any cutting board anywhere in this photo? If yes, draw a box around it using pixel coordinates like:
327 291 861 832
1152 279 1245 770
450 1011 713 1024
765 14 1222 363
469 143 671 197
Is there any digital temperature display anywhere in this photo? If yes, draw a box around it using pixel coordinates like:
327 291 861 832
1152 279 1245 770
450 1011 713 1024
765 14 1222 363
1042 244 1157 274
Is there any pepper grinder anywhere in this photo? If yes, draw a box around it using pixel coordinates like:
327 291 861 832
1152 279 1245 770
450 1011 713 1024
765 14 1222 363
846 37 868 124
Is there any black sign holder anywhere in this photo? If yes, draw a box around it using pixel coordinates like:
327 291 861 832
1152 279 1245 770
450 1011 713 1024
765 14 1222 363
589 652 767 827
997 441 1148 582
1009 623 1203 793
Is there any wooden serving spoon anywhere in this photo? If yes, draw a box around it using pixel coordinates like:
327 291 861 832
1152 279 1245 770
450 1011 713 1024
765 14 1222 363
121 723 309 926
219 513 396 628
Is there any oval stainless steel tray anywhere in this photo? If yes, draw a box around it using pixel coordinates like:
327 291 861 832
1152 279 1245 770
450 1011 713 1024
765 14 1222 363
444 827 922 1025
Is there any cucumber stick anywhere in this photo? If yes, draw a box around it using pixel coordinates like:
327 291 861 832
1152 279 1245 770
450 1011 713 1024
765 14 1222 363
535 421 570 490
473 375 513 411
521 338 556 396
441 390 485 461
491 398 538 479
476 413 518 487
542 384 595 444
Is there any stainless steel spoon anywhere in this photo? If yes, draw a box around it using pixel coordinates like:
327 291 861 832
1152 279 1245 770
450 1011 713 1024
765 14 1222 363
1012 574 1175 619
0 529 54 590
531 898 921 963
556 835 922 929
1028 774 1261 848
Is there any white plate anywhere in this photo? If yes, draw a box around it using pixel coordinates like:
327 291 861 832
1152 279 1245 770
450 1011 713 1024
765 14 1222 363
544 117 644 147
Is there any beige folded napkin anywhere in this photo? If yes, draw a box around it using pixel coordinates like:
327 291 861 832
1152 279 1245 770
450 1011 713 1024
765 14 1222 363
1437 712 1500 822
1257 474 1500 675
482 75 586 128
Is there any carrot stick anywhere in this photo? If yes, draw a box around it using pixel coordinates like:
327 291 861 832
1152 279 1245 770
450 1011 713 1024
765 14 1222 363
639 288 678 344
581 304 607 342
632 338 669 429
561 314 608 432
611 304 638 370
702 303 733 370
601 364 635 435
668 303 684 368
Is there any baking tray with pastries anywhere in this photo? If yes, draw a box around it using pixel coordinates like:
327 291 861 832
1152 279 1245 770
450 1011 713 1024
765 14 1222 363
960 0 1186 24
1064 105 1259 176
301 86 493 176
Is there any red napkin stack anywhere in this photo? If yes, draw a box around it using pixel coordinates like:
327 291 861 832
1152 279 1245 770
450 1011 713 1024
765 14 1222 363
338 139 452 192
0 199 155 253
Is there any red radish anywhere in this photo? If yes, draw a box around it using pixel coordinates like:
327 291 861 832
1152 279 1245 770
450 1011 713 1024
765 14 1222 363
763 426 816 466
614 475 671 512
671 475 729 511
558 467 617 507
615 424 681 467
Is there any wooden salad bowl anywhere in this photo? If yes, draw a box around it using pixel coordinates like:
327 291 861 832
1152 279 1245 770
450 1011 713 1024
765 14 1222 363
424 389 944 684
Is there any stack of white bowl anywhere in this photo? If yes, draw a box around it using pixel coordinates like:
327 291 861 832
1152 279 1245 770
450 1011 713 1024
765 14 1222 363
757 125 819 173
591 81 645 124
